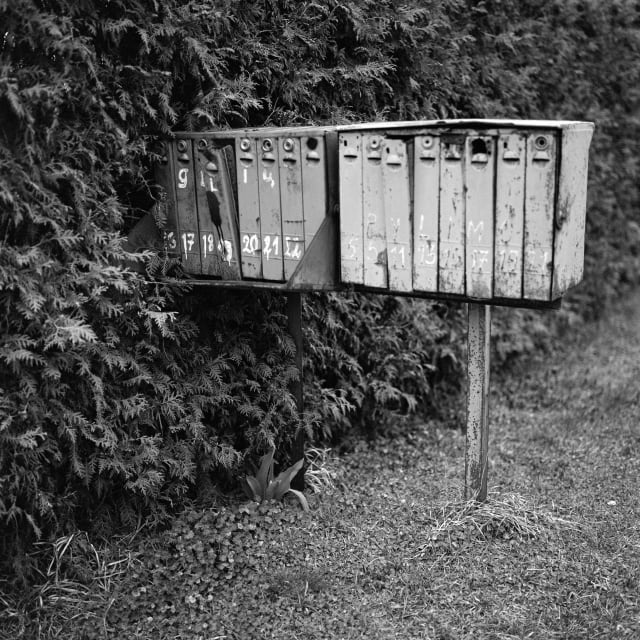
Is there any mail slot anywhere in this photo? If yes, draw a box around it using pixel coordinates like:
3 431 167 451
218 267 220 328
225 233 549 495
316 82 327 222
337 119 594 302
153 119 592 306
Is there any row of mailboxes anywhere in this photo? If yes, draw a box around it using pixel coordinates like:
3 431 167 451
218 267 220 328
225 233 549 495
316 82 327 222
153 120 593 306
338 121 594 302
154 126 336 284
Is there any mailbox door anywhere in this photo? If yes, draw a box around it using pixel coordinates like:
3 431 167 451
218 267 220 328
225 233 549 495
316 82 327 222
494 132 526 298
257 136 284 281
195 140 241 279
439 136 466 294
383 139 412 292
301 134 328 252
279 137 305 279
524 131 558 300
363 134 387 289
339 133 364 284
465 135 495 299
413 135 440 293
173 138 201 274
236 137 263 279
153 141 180 259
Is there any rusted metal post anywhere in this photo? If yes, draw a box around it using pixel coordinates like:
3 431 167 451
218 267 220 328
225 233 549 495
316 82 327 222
465 302 491 501
286 292 305 491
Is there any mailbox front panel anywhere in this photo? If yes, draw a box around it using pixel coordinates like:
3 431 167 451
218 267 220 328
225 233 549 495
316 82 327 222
439 136 466 295
336 121 593 304
157 128 333 286
523 131 557 300
278 137 305 279
301 134 328 250
256 137 284 281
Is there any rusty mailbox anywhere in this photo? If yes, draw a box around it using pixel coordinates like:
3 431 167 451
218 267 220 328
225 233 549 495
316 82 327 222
154 126 339 290
337 119 594 305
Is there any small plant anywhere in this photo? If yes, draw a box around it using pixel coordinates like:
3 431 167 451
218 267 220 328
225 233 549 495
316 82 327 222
244 448 309 511
305 447 342 494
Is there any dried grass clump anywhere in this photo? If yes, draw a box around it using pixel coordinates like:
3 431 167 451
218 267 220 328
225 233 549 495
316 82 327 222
304 447 343 495
417 493 579 555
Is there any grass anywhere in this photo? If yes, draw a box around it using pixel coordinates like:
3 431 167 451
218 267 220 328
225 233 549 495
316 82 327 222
2 292 640 639
414 492 580 557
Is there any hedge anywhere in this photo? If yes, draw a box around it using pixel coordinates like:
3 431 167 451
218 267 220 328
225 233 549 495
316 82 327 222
1 0 639 581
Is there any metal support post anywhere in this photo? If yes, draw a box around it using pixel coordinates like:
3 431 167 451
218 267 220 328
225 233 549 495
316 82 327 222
286 292 305 490
465 302 491 501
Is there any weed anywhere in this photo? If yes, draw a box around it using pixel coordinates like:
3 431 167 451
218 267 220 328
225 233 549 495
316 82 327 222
243 447 309 511
304 447 343 494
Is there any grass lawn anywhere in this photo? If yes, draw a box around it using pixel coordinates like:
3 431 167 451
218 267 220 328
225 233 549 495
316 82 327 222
2 292 640 639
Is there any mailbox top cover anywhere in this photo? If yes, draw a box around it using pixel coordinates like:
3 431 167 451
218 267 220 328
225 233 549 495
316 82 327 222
335 118 595 133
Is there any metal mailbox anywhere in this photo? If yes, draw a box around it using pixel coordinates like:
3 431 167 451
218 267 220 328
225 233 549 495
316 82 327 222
152 119 593 306
337 119 594 304
154 126 339 290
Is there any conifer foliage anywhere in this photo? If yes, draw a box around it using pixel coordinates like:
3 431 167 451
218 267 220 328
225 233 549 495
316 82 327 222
1 0 640 581
0 0 308 574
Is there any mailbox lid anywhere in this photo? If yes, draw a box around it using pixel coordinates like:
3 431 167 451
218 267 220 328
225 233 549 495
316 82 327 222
336 119 594 135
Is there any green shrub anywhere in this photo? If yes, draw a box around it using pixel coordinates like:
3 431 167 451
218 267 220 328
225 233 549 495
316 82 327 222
0 0 309 580
303 293 465 442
